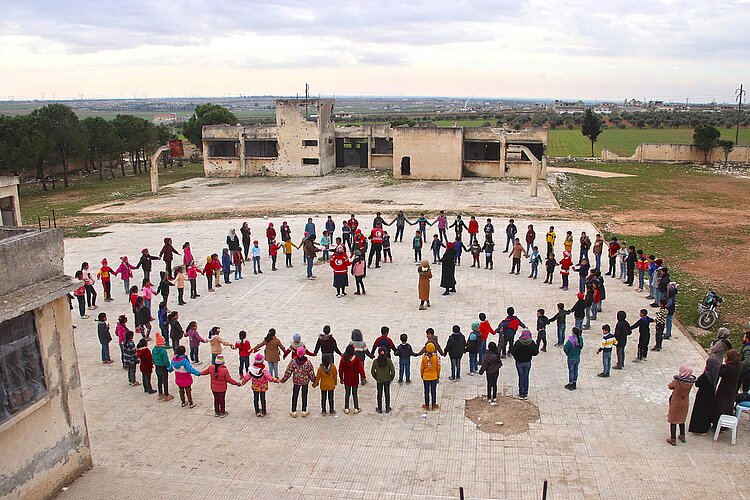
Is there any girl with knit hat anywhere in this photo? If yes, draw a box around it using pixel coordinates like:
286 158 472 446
563 327 584 390
285 333 314 361
200 354 241 418
510 329 539 400
168 345 202 408
371 348 395 413
417 260 432 310
280 347 316 418
559 251 572 291
203 256 215 292
152 333 173 401
339 344 366 414
312 354 338 415
242 353 276 417
666 364 696 446
97 258 114 302
420 342 441 410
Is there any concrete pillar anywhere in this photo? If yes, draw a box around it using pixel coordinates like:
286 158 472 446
367 126 373 171
149 145 169 194
239 126 247 177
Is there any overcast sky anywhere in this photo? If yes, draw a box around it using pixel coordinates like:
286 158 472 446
1 0 748 101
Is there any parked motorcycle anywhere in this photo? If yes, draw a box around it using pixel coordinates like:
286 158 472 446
697 289 723 329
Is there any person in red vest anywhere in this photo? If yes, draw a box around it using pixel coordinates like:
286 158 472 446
368 224 384 268
351 229 366 257
329 248 351 297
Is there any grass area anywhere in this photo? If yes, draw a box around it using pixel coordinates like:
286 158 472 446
550 161 750 349
547 128 750 157
20 163 205 237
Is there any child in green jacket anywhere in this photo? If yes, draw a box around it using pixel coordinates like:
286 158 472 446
371 348 395 413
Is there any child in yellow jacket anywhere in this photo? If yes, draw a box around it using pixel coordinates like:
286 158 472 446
312 354 338 415
420 342 441 411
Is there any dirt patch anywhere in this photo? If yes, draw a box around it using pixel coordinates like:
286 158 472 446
464 395 540 435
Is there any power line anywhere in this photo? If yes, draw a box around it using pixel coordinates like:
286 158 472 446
736 84 746 146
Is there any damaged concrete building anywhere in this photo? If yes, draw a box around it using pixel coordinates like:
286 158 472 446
0 182 91 499
202 99 547 182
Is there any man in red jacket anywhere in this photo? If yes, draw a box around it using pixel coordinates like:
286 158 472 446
368 224 384 268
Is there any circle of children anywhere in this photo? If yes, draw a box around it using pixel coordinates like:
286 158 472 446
72 212 740 445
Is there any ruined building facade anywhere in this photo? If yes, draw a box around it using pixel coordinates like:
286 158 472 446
202 99 547 181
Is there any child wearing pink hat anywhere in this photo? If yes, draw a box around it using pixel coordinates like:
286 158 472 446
242 353 277 417
200 354 241 417
280 346 315 418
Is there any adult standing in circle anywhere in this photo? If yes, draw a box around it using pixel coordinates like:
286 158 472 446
266 223 277 255
440 242 457 295
330 247 350 297
227 229 241 254
714 349 741 427
240 222 252 261
417 260 432 310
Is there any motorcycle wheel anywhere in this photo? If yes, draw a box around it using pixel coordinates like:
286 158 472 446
698 311 717 330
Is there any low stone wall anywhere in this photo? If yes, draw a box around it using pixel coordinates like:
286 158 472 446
602 143 750 163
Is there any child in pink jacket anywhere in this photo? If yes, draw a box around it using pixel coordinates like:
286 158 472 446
242 353 277 417
200 354 241 417
114 256 135 295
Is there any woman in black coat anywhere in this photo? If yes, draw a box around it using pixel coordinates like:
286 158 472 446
714 349 742 427
440 242 457 295
688 358 719 434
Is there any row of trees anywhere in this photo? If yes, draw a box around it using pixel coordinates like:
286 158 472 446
0 104 175 189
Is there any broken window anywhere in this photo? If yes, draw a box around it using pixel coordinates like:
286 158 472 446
302 158 320 165
464 141 501 161
245 140 279 158
0 311 47 423
302 140 318 147
373 138 394 155
206 141 239 158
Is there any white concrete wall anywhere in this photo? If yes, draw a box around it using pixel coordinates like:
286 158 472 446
392 128 463 180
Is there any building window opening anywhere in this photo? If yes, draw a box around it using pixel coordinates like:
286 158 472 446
245 140 278 158
302 158 320 165
464 141 501 161
206 141 239 158
302 140 318 147
400 156 411 176
0 311 47 423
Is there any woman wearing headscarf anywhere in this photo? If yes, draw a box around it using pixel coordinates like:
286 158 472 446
688 358 719 435
240 222 252 261
714 349 742 427
440 242 457 295
226 229 241 253
417 260 432 310
709 328 732 363
666 364 696 446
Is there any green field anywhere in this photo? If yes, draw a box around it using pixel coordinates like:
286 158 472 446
547 128 750 157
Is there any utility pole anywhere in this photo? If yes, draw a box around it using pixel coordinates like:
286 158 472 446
736 84 746 145
304 83 309 120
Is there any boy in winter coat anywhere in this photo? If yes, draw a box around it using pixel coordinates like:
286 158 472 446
496 307 526 359
312 354 338 415
371 326 397 358
420 342 441 410
478 341 503 405
254 328 288 378
466 323 482 375
200 354 241 417
136 338 156 394
569 293 586 332
596 324 617 377
97 312 113 364
371 348 396 413
395 333 419 384
544 252 557 284
614 311 630 369
536 309 549 352
631 309 654 361
563 328 584 390
242 353 276 417
339 345 366 414
123 331 140 386
444 325 467 381
653 299 668 351
152 334 173 401
169 345 202 408
314 325 343 359
281 347 317 418
549 303 569 347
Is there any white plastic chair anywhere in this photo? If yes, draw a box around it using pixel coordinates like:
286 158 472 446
714 414 738 445
736 402 750 430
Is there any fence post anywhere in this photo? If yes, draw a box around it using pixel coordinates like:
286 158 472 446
542 480 548 500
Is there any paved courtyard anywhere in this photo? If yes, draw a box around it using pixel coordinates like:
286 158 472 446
56 208 750 499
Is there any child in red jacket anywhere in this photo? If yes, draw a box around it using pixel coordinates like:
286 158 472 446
136 338 157 394
200 354 241 417
235 330 255 377
97 258 114 301
559 251 573 291
339 345 366 414
187 261 203 299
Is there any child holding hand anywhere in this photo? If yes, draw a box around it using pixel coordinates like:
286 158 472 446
242 353 276 417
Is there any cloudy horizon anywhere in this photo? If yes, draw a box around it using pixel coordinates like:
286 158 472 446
1 0 748 102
